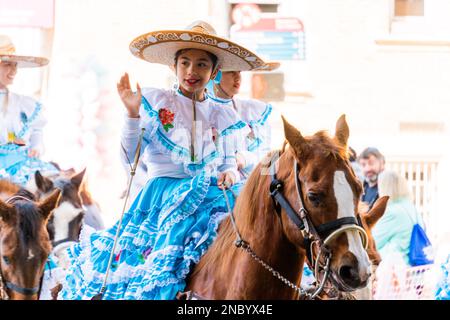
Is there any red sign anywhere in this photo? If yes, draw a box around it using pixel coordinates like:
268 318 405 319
0 0 54 28
232 3 262 28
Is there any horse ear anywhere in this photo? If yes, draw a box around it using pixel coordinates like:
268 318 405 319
334 114 349 147
38 189 61 221
49 161 61 171
35 170 54 193
71 168 86 189
0 199 14 224
281 115 309 161
362 196 389 229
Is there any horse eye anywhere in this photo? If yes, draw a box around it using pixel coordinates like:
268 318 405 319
307 192 322 206
3 256 10 265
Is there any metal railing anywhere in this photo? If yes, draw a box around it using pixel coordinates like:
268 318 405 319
385 158 439 232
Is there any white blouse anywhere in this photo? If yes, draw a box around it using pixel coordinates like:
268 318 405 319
0 90 46 155
121 88 250 180
206 93 272 172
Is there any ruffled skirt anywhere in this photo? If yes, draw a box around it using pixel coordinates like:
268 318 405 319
59 171 242 300
0 151 58 186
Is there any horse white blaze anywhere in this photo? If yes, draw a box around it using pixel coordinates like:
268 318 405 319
52 201 81 242
333 171 371 278
27 249 35 260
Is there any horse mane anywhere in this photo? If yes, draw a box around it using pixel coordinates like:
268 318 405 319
0 179 42 242
307 131 349 162
15 188 36 201
79 181 95 206
15 202 42 243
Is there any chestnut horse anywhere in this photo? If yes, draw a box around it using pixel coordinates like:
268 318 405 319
184 115 389 299
0 179 60 300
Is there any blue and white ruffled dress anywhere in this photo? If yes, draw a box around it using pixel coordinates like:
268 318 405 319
206 92 272 177
0 91 58 185
60 88 249 300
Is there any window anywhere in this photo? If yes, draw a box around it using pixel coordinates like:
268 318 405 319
394 0 424 17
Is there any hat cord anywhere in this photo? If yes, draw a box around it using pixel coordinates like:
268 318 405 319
191 92 197 162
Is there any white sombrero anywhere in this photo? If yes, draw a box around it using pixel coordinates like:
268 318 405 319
129 20 266 72
0 35 49 68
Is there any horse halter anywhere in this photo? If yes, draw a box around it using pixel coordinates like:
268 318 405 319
268 151 368 295
0 196 43 299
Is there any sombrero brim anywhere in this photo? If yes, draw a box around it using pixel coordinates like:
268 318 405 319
253 61 280 72
0 55 49 68
129 30 265 72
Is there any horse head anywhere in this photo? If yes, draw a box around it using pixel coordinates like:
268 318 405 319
0 181 60 300
33 169 86 251
279 115 388 292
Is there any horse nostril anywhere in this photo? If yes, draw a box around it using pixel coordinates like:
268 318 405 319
338 264 370 290
339 266 351 279
339 265 354 280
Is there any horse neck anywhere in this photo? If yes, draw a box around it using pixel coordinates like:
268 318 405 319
190 152 306 299
234 152 305 296
234 203 305 299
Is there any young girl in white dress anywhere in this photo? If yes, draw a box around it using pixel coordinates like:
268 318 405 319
60 21 267 300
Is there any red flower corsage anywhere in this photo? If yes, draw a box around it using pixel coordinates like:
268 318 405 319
159 108 175 132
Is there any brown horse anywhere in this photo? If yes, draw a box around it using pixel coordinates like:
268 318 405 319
184 115 389 299
0 179 61 300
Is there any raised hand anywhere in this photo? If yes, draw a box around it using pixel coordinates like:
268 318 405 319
117 73 142 118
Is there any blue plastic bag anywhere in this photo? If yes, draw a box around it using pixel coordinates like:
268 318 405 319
408 223 434 266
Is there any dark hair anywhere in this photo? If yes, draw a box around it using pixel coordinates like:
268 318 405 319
174 49 218 70
348 147 357 162
358 147 385 163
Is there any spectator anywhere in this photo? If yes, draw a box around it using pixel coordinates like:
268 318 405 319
371 170 425 266
358 147 385 210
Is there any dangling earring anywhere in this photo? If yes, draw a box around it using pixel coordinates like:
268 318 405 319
173 77 180 91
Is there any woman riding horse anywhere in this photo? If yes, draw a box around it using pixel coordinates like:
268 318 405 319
0 35 58 186
59 21 266 300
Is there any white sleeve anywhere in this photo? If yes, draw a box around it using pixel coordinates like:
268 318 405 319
28 101 47 154
214 105 250 182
